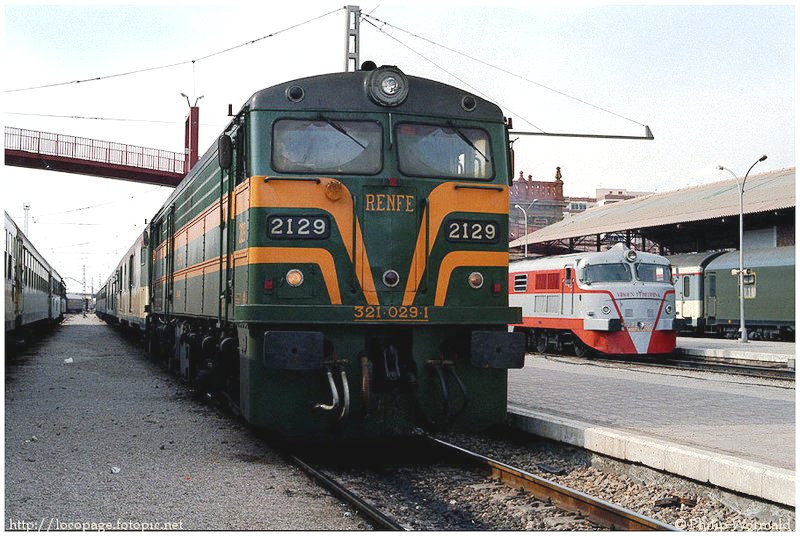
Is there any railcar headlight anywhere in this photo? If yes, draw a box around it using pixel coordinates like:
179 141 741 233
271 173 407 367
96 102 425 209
601 305 611 315
467 272 484 289
286 269 304 287
665 304 673 314
365 66 409 107
625 250 637 262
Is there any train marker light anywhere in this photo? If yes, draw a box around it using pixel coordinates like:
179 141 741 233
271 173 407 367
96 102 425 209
468 272 485 289
325 180 344 201
264 278 275 291
286 269 304 287
491 281 502 295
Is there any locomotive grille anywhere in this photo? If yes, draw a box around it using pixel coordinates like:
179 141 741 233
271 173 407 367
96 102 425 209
513 274 528 292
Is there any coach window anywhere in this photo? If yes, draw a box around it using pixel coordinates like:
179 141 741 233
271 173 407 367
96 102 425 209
397 123 493 180
272 119 382 174
636 263 670 282
582 263 632 283
683 276 690 297
564 267 572 286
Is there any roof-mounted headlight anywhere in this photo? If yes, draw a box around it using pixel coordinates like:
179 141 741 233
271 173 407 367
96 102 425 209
625 249 637 262
365 66 409 107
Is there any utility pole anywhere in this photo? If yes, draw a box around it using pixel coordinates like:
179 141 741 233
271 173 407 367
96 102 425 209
82 265 86 295
181 93 203 172
23 203 30 235
344 5 361 72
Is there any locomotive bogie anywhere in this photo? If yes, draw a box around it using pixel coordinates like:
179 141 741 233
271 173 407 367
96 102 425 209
236 323 515 439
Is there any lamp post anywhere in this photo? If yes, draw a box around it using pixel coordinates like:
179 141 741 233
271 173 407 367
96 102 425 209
514 199 538 258
717 154 768 343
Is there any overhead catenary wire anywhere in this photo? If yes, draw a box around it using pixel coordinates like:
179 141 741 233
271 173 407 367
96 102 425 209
5 7 344 93
32 186 169 218
361 12 648 129
360 16 545 133
5 111 227 129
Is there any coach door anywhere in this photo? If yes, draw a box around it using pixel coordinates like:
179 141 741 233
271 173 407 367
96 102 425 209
561 266 574 315
706 272 717 320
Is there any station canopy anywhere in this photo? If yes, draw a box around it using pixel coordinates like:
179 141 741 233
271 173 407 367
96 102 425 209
509 167 795 254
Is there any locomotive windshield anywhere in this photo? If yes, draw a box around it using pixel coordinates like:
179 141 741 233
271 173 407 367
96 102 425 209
272 119 382 174
397 123 493 179
636 263 671 283
582 263 632 283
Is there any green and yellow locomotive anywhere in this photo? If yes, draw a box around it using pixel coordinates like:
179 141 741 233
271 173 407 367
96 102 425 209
100 64 523 439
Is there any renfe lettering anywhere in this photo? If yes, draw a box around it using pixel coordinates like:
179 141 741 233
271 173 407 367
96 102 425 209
365 194 415 212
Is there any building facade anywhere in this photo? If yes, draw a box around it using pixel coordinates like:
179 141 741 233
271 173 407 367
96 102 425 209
508 168 566 242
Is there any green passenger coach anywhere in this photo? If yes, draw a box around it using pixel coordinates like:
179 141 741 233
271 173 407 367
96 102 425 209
101 64 524 439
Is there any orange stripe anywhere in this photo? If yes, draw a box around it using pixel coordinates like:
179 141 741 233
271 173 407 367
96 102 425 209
403 182 509 305
248 246 341 305
249 176 378 305
434 251 509 307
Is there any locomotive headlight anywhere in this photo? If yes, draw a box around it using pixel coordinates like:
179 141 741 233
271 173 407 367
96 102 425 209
625 250 638 262
665 304 673 314
468 272 485 289
286 269 304 287
601 305 611 315
381 76 400 95
365 66 409 107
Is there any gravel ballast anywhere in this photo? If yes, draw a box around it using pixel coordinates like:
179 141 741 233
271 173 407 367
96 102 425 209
5 315 366 530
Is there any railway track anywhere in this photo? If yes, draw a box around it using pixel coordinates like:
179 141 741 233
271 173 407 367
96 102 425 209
289 436 676 531
577 353 795 380
537 350 794 381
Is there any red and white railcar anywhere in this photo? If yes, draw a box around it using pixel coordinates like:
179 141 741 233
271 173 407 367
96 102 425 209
509 244 676 356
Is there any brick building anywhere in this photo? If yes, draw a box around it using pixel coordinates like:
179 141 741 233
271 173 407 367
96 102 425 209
508 167 566 242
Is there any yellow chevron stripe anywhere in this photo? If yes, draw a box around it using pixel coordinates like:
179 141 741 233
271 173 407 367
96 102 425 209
434 251 508 306
402 182 509 305
249 176 378 305
248 247 341 305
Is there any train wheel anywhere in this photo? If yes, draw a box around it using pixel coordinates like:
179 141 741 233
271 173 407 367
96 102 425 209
573 337 590 358
534 333 547 354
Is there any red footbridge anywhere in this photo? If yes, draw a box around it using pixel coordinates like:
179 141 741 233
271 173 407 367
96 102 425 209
4 126 188 187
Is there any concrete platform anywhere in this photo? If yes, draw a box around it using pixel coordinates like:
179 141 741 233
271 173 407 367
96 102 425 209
507 356 795 506
676 337 796 369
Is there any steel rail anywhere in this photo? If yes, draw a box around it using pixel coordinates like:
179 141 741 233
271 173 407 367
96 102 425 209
654 357 794 380
544 352 794 381
289 454 406 531
430 437 678 531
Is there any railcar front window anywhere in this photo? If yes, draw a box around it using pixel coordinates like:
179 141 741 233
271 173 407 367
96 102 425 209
636 263 671 282
396 123 493 179
583 263 632 283
272 119 382 174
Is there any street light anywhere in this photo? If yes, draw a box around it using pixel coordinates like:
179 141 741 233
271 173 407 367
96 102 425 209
180 93 204 108
717 154 768 343
514 199 538 258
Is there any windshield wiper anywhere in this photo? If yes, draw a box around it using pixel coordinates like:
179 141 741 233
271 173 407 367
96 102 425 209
320 117 367 150
447 121 491 164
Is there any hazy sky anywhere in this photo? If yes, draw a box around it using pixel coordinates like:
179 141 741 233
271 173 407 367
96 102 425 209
2 2 795 291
